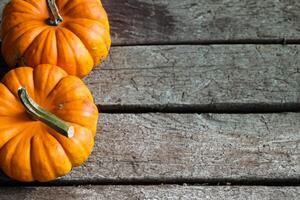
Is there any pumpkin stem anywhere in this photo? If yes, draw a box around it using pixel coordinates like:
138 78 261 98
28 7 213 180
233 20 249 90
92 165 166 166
47 0 63 26
18 87 74 138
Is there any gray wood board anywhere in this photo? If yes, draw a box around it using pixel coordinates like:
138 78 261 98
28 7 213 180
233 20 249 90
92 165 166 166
84 45 300 109
1 113 298 184
102 0 300 44
65 113 300 182
0 185 300 200
0 0 300 44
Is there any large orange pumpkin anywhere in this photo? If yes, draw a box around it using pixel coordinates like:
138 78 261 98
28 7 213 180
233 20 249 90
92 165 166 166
0 64 98 182
1 0 111 78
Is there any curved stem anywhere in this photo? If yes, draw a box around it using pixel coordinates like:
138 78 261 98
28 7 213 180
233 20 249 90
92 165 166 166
18 87 74 138
47 0 63 26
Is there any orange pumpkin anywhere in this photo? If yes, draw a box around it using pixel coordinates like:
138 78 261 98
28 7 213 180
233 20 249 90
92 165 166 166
0 64 98 182
1 0 111 78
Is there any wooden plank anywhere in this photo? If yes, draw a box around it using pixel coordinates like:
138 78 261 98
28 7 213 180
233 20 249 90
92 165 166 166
0 186 299 200
0 113 299 184
0 0 300 44
85 45 300 109
0 113 297 183
102 0 300 44
64 113 300 182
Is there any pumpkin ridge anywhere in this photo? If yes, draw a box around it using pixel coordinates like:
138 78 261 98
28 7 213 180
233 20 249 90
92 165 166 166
59 27 94 75
67 18 111 48
52 29 58 65
55 28 77 75
63 15 109 30
48 99 97 131
8 133 28 180
0 122 29 150
54 29 59 66
41 130 72 175
29 135 35 180
9 0 42 15
30 129 60 181
3 27 48 67
0 84 26 117
49 96 95 107
63 20 110 63
43 78 69 103
45 124 82 166
44 120 78 147
46 76 93 105
62 123 93 161
23 28 51 67
62 25 101 65
33 65 67 103
1 23 44 62
38 27 58 65
15 68 36 100
40 134 58 180
0 125 31 179
33 66 51 103
40 29 53 64
21 0 46 13
2 13 45 22
53 110 97 133
61 0 99 15
29 66 37 102
44 75 73 101
11 130 34 181
2 22 46 51
46 133 73 168
63 3 106 22
2 69 27 100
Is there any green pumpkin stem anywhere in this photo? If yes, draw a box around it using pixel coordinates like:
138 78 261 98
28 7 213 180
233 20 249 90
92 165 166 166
47 0 63 26
18 87 74 138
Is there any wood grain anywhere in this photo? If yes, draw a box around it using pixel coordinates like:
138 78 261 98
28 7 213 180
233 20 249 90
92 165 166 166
0 185 299 200
85 45 300 110
102 0 300 44
0 113 299 184
1 113 295 184
0 0 300 44
63 113 300 182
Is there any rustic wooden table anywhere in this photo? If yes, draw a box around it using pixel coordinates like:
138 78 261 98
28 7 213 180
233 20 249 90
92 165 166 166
0 0 300 199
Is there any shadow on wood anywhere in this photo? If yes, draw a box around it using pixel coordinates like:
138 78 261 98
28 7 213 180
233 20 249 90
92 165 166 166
102 0 176 45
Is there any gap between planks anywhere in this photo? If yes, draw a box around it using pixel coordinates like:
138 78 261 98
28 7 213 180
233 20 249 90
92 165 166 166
111 39 300 47
0 185 300 200
98 103 300 114
1 178 300 187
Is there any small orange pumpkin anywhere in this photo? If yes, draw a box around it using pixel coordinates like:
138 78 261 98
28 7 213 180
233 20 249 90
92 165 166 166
0 64 98 182
1 0 111 78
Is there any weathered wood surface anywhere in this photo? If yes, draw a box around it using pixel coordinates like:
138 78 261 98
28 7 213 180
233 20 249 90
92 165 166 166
85 45 300 109
102 0 300 44
0 0 300 44
1 186 300 200
65 113 300 182
1 113 298 184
